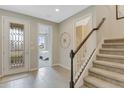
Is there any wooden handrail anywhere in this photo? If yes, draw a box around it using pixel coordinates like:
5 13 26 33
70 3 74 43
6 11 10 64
70 17 106 88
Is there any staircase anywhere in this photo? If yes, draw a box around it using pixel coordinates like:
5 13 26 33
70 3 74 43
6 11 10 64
83 39 124 88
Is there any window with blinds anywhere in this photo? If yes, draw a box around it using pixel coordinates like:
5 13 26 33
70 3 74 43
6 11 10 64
9 23 25 68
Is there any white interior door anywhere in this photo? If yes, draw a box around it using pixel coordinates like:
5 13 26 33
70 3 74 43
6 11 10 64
3 16 30 76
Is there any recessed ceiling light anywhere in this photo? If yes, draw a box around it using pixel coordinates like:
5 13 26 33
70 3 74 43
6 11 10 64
55 8 60 12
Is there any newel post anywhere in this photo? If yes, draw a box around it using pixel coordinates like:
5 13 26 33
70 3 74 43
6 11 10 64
70 50 75 88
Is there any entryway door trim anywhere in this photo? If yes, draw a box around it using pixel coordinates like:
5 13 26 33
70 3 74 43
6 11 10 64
2 16 30 76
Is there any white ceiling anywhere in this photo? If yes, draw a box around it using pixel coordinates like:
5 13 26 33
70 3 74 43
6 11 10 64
0 5 89 23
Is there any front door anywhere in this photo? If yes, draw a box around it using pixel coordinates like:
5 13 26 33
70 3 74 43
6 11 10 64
3 16 30 76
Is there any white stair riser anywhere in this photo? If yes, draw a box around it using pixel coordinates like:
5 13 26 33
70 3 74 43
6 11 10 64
104 39 124 43
99 50 124 56
102 44 124 49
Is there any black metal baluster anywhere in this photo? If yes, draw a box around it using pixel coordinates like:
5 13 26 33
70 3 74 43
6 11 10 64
70 50 74 88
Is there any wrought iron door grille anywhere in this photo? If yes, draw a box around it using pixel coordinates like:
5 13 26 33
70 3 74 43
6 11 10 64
9 23 25 69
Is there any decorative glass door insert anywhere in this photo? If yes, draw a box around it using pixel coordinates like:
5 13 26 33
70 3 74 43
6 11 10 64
9 23 25 68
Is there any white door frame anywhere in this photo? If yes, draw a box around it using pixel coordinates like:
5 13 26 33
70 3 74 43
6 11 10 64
37 23 53 68
2 16 30 76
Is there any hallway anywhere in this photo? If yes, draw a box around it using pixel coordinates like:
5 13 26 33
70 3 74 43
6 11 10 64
0 66 70 88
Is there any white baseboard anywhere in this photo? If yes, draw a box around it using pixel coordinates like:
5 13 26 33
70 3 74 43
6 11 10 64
29 64 70 72
0 75 2 78
59 64 70 71
29 68 38 71
52 64 60 66
52 63 70 71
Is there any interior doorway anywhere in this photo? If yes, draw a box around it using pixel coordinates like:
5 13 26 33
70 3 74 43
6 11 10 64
38 24 52 68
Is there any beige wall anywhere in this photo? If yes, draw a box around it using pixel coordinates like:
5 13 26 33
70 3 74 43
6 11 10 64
96 5 124 44
0 9 59 76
